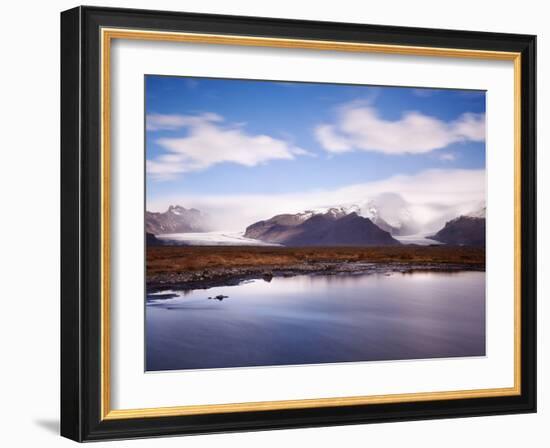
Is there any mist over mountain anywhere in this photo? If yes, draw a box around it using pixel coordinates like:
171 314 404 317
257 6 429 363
243 195 419 240
244 208 400 247
145 196 486 248
359 193 420 236
145 205 211 234
147 168 486 236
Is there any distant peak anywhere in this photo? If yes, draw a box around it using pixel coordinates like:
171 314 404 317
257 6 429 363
146 205 211 234
298 205 361 220
168 205 186 215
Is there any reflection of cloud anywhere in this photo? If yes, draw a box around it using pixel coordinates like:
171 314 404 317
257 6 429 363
146 113 310 181
148 168 485 233
146 112 222 131
315 104 485 154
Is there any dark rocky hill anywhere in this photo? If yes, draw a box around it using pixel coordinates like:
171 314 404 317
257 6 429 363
429 216 485 247
244 210 400 247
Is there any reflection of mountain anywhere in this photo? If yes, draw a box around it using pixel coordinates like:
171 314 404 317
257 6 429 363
244 209 400 247
429 207 486 247
145 205 210 234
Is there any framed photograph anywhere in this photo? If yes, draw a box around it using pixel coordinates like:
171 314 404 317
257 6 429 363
61 6 536 442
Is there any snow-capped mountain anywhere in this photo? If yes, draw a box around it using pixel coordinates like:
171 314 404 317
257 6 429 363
244 209 400 247
271 194 418 237
145 205 211 234
291 206 361 222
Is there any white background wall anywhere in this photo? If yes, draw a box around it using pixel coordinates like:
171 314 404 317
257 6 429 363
0 0 546 446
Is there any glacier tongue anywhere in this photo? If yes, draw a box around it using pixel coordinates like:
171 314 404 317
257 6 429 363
157 231 282 246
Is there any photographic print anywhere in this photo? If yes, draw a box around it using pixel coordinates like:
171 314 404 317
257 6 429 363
145 76 487 372
61 9 536 440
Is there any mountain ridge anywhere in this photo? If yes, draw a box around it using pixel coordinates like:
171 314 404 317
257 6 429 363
145 205 211 234
428 208 485 247
244 209 400 247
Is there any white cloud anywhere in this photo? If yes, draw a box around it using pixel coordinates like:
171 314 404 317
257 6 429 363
148 168 485 233
451 112 486 141
315 105 485 155
314 124 351 153
146 113 310 180
146 112 223 131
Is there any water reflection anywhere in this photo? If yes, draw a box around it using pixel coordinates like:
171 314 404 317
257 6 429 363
146 271 485 371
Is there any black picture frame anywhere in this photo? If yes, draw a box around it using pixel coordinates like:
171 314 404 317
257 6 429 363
61 5 536 442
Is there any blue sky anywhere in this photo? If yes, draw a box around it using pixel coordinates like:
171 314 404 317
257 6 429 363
145 75 485 231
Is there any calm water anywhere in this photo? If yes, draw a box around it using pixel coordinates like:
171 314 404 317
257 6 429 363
146 271 485 371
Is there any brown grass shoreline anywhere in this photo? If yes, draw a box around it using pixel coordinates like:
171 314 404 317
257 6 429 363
147 246 485 290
